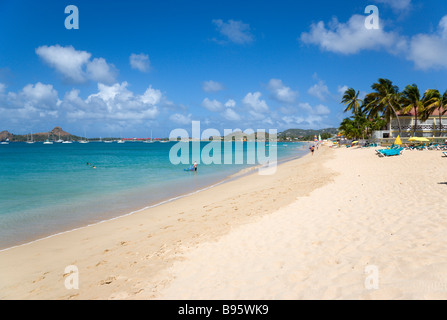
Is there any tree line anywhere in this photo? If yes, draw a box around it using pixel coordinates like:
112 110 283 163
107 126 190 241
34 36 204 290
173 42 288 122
339 78 447 140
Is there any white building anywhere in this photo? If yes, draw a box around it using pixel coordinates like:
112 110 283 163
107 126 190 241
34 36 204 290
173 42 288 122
373 109 447 139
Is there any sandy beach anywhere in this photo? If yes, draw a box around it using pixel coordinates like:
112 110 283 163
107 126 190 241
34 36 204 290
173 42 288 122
1 144 447 299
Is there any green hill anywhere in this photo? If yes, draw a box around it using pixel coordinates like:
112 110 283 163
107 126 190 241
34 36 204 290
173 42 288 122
279 128 338 141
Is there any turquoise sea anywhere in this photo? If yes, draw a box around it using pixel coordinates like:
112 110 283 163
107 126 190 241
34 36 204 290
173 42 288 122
0 141 308 249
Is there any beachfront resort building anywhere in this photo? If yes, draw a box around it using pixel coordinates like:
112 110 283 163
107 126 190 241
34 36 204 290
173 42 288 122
372 108 447 139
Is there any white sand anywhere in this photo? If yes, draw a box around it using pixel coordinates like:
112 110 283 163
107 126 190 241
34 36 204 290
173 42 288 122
157 146 447 300
1 145 446 299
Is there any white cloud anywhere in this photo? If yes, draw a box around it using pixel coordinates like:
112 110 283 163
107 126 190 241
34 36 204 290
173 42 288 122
202 80 224 92
281 114 325 128
267 79 298 103
0 82 61 125
0 81 173 132
315 104 331 115
224 99 236 108
407 15 447 70
170 113 192 125
141 85 162 105
300 15 402 55
36 45 91 82
67 82 161 121
86 58 117 84
36 45 117 83
201 98 223 112
242 92 269 113
21 82 61 110
298 102 331 116
0 83 6 94
212 19 254 44
222 108 241 121
130 53 150 72
337 85 349 96
300 13 447 71
308 80 330 101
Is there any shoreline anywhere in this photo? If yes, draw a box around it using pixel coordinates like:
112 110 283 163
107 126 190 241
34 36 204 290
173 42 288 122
0 144 327 299
0 144 308 252
6 144 446 299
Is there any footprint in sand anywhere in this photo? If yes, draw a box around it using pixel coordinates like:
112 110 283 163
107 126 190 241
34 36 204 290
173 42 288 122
99 276 116 285
96 260 107 267
33 274 47 283
109 291 129 300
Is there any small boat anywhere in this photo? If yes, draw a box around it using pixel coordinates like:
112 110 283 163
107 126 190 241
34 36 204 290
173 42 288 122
26 133 35 144
117 139 125 144
55 133 64 143
43 134 53 144
79 130 89 143
62 140 73 144
144 130 155 143
104 140 113 143
0 138 9 145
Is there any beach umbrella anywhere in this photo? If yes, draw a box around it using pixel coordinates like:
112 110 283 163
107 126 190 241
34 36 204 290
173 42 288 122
314 135 317 142
409 137 429 142
394 135 402 145
318 134 321 141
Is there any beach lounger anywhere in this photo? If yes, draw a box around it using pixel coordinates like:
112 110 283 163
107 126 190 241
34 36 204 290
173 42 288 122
443 152 447 157
376 147 404 157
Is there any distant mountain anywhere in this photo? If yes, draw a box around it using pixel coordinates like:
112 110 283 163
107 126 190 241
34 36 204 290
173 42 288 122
1 127 82 142
34 126 72 137
0 130 13 141
279 128 338 140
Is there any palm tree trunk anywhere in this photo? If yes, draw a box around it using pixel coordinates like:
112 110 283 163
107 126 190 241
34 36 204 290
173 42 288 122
439 107 442 137
414 110 418 137
389 103 402 136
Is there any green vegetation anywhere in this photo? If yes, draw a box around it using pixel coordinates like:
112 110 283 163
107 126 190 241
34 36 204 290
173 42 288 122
278 128 337 141
340 78 447 139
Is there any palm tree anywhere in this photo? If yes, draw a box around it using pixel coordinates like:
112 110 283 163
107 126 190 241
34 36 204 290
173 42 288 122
341 88 362 114
365 78 403 136
341 88 363 139
401 84 424 137
339 117 357 140
421 89 447 137
339 108 370 140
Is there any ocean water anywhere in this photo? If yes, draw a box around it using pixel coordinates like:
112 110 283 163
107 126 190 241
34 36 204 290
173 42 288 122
0 141 308 249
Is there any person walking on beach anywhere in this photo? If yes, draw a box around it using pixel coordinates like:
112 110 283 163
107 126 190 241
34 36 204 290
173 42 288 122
309 145 315 156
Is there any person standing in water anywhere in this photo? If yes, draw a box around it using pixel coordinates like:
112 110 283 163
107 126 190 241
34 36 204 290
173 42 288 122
194 161 197 172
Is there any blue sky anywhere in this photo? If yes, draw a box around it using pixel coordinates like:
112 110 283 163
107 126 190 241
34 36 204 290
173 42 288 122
1 0 447 138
